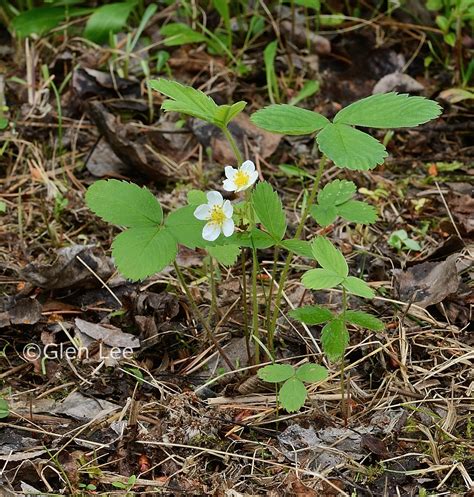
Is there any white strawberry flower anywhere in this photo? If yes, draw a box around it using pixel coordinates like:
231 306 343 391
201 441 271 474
223 160 258 193
193 191 234 241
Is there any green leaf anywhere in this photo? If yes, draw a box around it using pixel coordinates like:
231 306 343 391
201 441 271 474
86 180 163 227
280 239 314 258
159 22 207 46
301 268 344 290
112 227 177 281
84 2 136 44
264 40 279 104
149 78 218 123
342 276 375 298
0 399 9 419
318 179 356 206
295 363 328 383
0 117 8 130
213 101 247 127
187 190 207 205
235 229 275 249
336 200 378 224
278 164 312 178
257 364 295 383
207 244 241 266
321 319 349 362
251 104 330 135
279 377 307 412
289 305 334 324
334 93 442 129
289 80 320 106
165 205 207 249
317 123 388 170
311 237 348 277
344 311 384 331
0 201 6 214
11 6 68 37
310 204 337 227
403 238 421 251
251 182 287 241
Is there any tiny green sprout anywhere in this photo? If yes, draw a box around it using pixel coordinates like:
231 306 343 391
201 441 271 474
257 363 328 412
0 399 9 419
112 475 137 490
78 483 97 491
0 201 6 214
388 229 421 252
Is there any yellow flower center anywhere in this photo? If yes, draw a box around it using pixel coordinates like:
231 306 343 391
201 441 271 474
234 170 249 189
210 205 226 226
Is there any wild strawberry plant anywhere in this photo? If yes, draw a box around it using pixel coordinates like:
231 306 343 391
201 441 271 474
86 78 441 413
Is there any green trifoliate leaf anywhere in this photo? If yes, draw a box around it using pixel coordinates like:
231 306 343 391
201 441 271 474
344 310 384 331
86 180 163 228
159 23 207 46
149 78 218 123
311 237 348 277
342 276 375 298
165 205 207 249
317 123 388 170
207 244 241 266
84 2 135 44
289 305 334 324
257 364 295 383
112 227 177 281
321 318 349 362
310 204 337 227
280 239 314 258
251 182 287 241
279 377 308 412
334 92 442 129
235 229 275 249
213 101 247 127
295 363 328 383
302 268 344 290
318 179 356 206
187 190 207 205
336 200 378 224
250 104 330 135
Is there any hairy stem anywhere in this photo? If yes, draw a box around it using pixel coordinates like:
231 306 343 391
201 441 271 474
222 126 243 165
251 247 260 365
341 287 348 425
173 262 233 370
268 155 327 342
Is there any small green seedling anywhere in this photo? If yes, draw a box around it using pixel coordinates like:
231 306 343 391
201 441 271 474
112 475 137 491
78 483 97 491
0 399 9 419
388 229 421 252
257 363 328 412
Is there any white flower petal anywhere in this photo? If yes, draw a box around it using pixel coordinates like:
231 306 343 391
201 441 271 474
225 166 237 179
202 222 221 241
249 170 259 185
223 179 236 192
194 204 211 220
222 218 235 237
207 191 223 206
222 200 233 217
241 160 255 174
